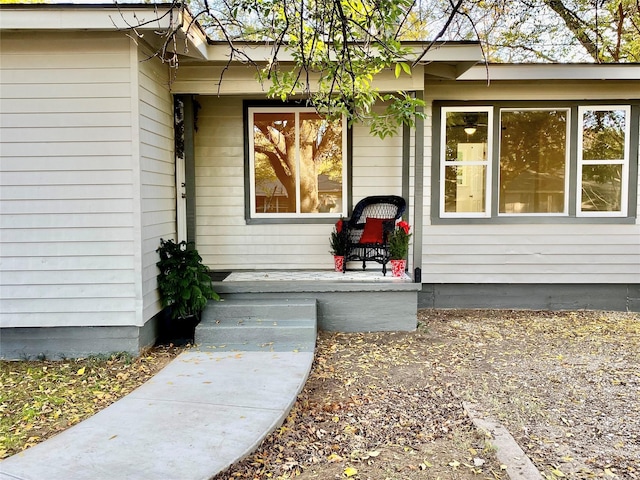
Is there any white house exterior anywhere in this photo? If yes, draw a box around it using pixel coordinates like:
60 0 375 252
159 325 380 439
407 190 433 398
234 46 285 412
1 4 638 359
0 5 181 358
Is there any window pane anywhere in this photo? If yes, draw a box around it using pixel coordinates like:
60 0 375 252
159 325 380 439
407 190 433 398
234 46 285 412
500 110 567 214
581 164 623 212
444 165 486 213
253 112 296 213
445 112 489 161
582 109 626 160
299 113 344 214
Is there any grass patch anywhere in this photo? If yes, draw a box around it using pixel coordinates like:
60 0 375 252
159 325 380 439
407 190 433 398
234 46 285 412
0 346 181 459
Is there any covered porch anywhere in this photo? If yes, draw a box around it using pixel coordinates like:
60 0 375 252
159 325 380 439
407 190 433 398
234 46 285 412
204 269 421 333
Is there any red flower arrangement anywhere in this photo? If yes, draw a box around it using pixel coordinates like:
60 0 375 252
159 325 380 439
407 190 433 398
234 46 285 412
397 220 410 235
329 218 347 256
389 220 411 260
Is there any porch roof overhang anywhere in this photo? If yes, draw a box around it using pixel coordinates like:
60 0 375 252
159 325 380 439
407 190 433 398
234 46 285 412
200 40 483 80
171 41 484 95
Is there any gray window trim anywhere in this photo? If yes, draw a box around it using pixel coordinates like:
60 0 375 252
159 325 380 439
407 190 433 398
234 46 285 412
432 100 639 225
243 100 353 225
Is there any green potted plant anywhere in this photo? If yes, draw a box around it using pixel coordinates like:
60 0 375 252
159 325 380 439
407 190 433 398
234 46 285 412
388 220 411 277
329 218 347 271
156 238 220 344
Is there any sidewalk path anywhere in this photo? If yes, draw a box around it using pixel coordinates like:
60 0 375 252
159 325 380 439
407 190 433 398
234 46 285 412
0 349 314 480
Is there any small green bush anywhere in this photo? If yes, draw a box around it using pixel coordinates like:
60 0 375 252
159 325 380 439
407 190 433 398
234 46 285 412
156 239 220 320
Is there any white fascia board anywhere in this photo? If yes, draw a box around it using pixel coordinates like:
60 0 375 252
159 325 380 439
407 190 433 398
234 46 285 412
0 5 208 60
203 41 483 66
458 63 640 81
0 6 173 30
180 20 208 60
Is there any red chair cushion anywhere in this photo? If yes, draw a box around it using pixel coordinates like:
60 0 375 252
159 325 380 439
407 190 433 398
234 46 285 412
359 217 393 244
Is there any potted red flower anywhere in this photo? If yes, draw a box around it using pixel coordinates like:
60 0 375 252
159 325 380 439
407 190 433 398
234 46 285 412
388 220 411 277
329 218 347 271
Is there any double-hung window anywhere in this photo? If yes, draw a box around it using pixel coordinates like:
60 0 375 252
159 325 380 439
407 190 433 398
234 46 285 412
440 107 492 217
247 106 347 220
437 103 636 222
577 106 630 216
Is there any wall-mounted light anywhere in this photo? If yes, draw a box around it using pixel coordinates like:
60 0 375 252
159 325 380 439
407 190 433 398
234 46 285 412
464 126 477 135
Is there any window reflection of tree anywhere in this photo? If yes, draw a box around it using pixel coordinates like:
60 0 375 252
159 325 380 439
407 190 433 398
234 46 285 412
581 110 625 212
253 111 343 214
500 110 567 214
581 165 622 211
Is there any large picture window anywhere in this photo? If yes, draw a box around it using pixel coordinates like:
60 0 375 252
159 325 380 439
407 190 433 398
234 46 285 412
248 107 347 218
437 103 635 221
499 109 570 215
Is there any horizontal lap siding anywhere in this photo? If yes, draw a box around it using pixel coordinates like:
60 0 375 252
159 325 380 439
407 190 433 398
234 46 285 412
351 106 403 200
422 80 640 284
423 224 640 283
0 32 137 327
194 96 403 270
137 48 175 322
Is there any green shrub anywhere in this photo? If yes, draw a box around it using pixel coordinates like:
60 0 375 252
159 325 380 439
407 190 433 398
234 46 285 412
156 239 220 319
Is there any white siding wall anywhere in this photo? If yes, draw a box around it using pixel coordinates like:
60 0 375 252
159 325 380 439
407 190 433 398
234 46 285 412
137 48 176 321
194 96 404 270
422 80 640 284
351 116 403 200
0 32 139 327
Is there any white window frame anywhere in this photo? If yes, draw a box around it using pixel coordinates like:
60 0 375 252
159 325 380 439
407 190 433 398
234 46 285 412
248 107 348 219
577 105 630 218
439 106 493 218
498 107 571 217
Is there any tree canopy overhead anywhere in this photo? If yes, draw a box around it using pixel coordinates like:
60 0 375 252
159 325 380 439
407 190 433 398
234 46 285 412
128 0 638 135
180 0 470 137
404 0 640 63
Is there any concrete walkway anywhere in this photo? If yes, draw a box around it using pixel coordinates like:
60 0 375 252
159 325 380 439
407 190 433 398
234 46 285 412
0 349 315 480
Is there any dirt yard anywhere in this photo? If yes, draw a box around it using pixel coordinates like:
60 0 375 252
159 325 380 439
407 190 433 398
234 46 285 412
215 309 640 480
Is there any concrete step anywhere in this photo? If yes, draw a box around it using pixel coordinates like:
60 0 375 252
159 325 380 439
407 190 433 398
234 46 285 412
196 341 315 353
201 297 318 322
195 298 317 350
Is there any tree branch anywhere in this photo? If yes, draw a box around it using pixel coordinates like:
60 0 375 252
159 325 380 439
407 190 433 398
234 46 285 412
413 0 464 66
544 0 601 61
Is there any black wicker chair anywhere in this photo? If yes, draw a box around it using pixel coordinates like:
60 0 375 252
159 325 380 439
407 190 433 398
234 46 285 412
342 195 406 275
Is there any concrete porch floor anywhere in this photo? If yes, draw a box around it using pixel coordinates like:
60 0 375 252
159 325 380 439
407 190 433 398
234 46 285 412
223 269 413 283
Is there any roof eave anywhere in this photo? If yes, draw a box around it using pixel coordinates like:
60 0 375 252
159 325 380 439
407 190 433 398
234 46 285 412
457 63 640 81
201 41 483 79
0 3 209 60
